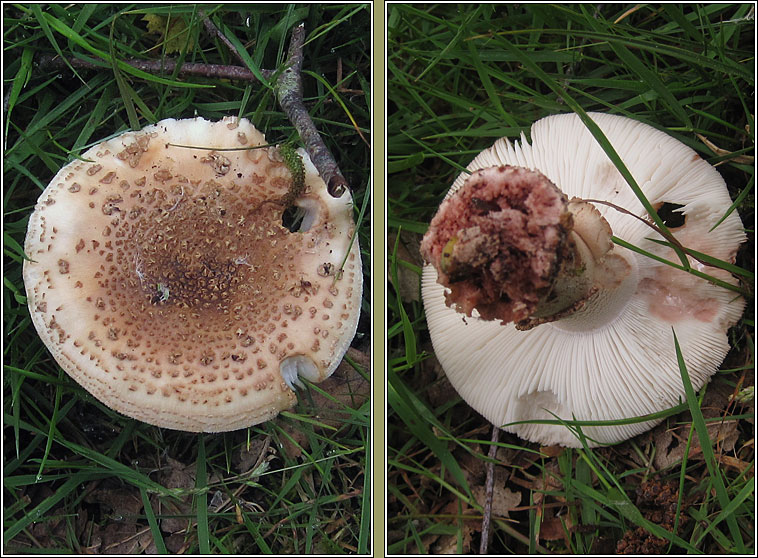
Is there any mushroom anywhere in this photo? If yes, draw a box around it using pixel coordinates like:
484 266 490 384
421 112 746 447
23 116 362 432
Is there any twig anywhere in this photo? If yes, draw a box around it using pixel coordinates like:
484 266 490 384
479 425 500 554
199 9 246 67
38 53 272 82
276 23 348 198
36 22 350 198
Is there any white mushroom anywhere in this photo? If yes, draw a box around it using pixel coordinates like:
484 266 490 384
421 112 746 447
23 116 362 432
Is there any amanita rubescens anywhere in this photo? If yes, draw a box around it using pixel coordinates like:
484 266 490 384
24 116 362 432
421 112 746 447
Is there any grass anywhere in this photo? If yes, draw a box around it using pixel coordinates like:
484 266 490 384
387 3 754 554
4 3 370 554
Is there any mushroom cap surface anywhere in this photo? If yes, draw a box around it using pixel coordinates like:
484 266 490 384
422 112 746 447
24 116 362 432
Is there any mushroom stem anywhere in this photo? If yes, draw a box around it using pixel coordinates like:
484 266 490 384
421 165 628 329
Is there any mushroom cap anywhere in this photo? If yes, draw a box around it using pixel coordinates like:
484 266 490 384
422 112 746 447
23 116 362 432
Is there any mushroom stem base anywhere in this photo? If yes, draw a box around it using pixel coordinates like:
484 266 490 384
421 166 630 328
518 199 628 329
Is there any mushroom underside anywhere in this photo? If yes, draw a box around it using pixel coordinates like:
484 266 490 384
422 112 745 447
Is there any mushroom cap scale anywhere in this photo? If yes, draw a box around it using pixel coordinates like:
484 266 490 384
422 112 745 447
24 116 362 432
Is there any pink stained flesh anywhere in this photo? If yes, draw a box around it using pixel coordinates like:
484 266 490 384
421 165 570 323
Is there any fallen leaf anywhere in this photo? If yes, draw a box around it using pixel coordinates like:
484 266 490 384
707 420 739 452
278 347 370 458
155 457 195 534
531 460 564 506
720 454 754 474
100 522 140 555
539 445 565 458
472 468 521 518
306 347 371 427
85 487 143 519
539 514 571 542
137 529 158 554
422 350 460 409
164 533 187 554
234 436 271 473
696 133 754 164
431 525 474 554
143 14 194 54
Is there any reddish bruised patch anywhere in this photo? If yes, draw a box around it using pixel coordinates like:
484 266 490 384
421 165 570 323
637 276 719 323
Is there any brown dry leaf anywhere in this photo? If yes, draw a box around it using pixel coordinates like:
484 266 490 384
422 350 460 409
419 532 442 554
75 508 89 542
431 525 475 554
539 445 565 458
30 514 66 549
279 347 370 458
707 420 739 452
472 470 521 518
276 421 308 460
137 529 158 554
720 454 754 473
82 535 103 554
26 486 67 548
99 522 140 555
164 533 187 554
696 133 754 164
611 432 653 468
531 460 564 506
539 513 572 543
234 435 271 473
388 231 424 303
653 426 693 470
85 487 143 519
308 347 370 427
155 457 195 534
653 418 739 470
431 498 477 553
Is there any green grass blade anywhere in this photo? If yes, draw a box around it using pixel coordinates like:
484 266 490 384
388 372 472 500
358 441 371 554
710 174 754 232
673 329 747 553
3 474 87 545
498 36 690 268
141 487 169 554
39 11 210 88
693 478 754 548
612 237 746 296
571 481 699 552
4 47 34 142
195 434 210 554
